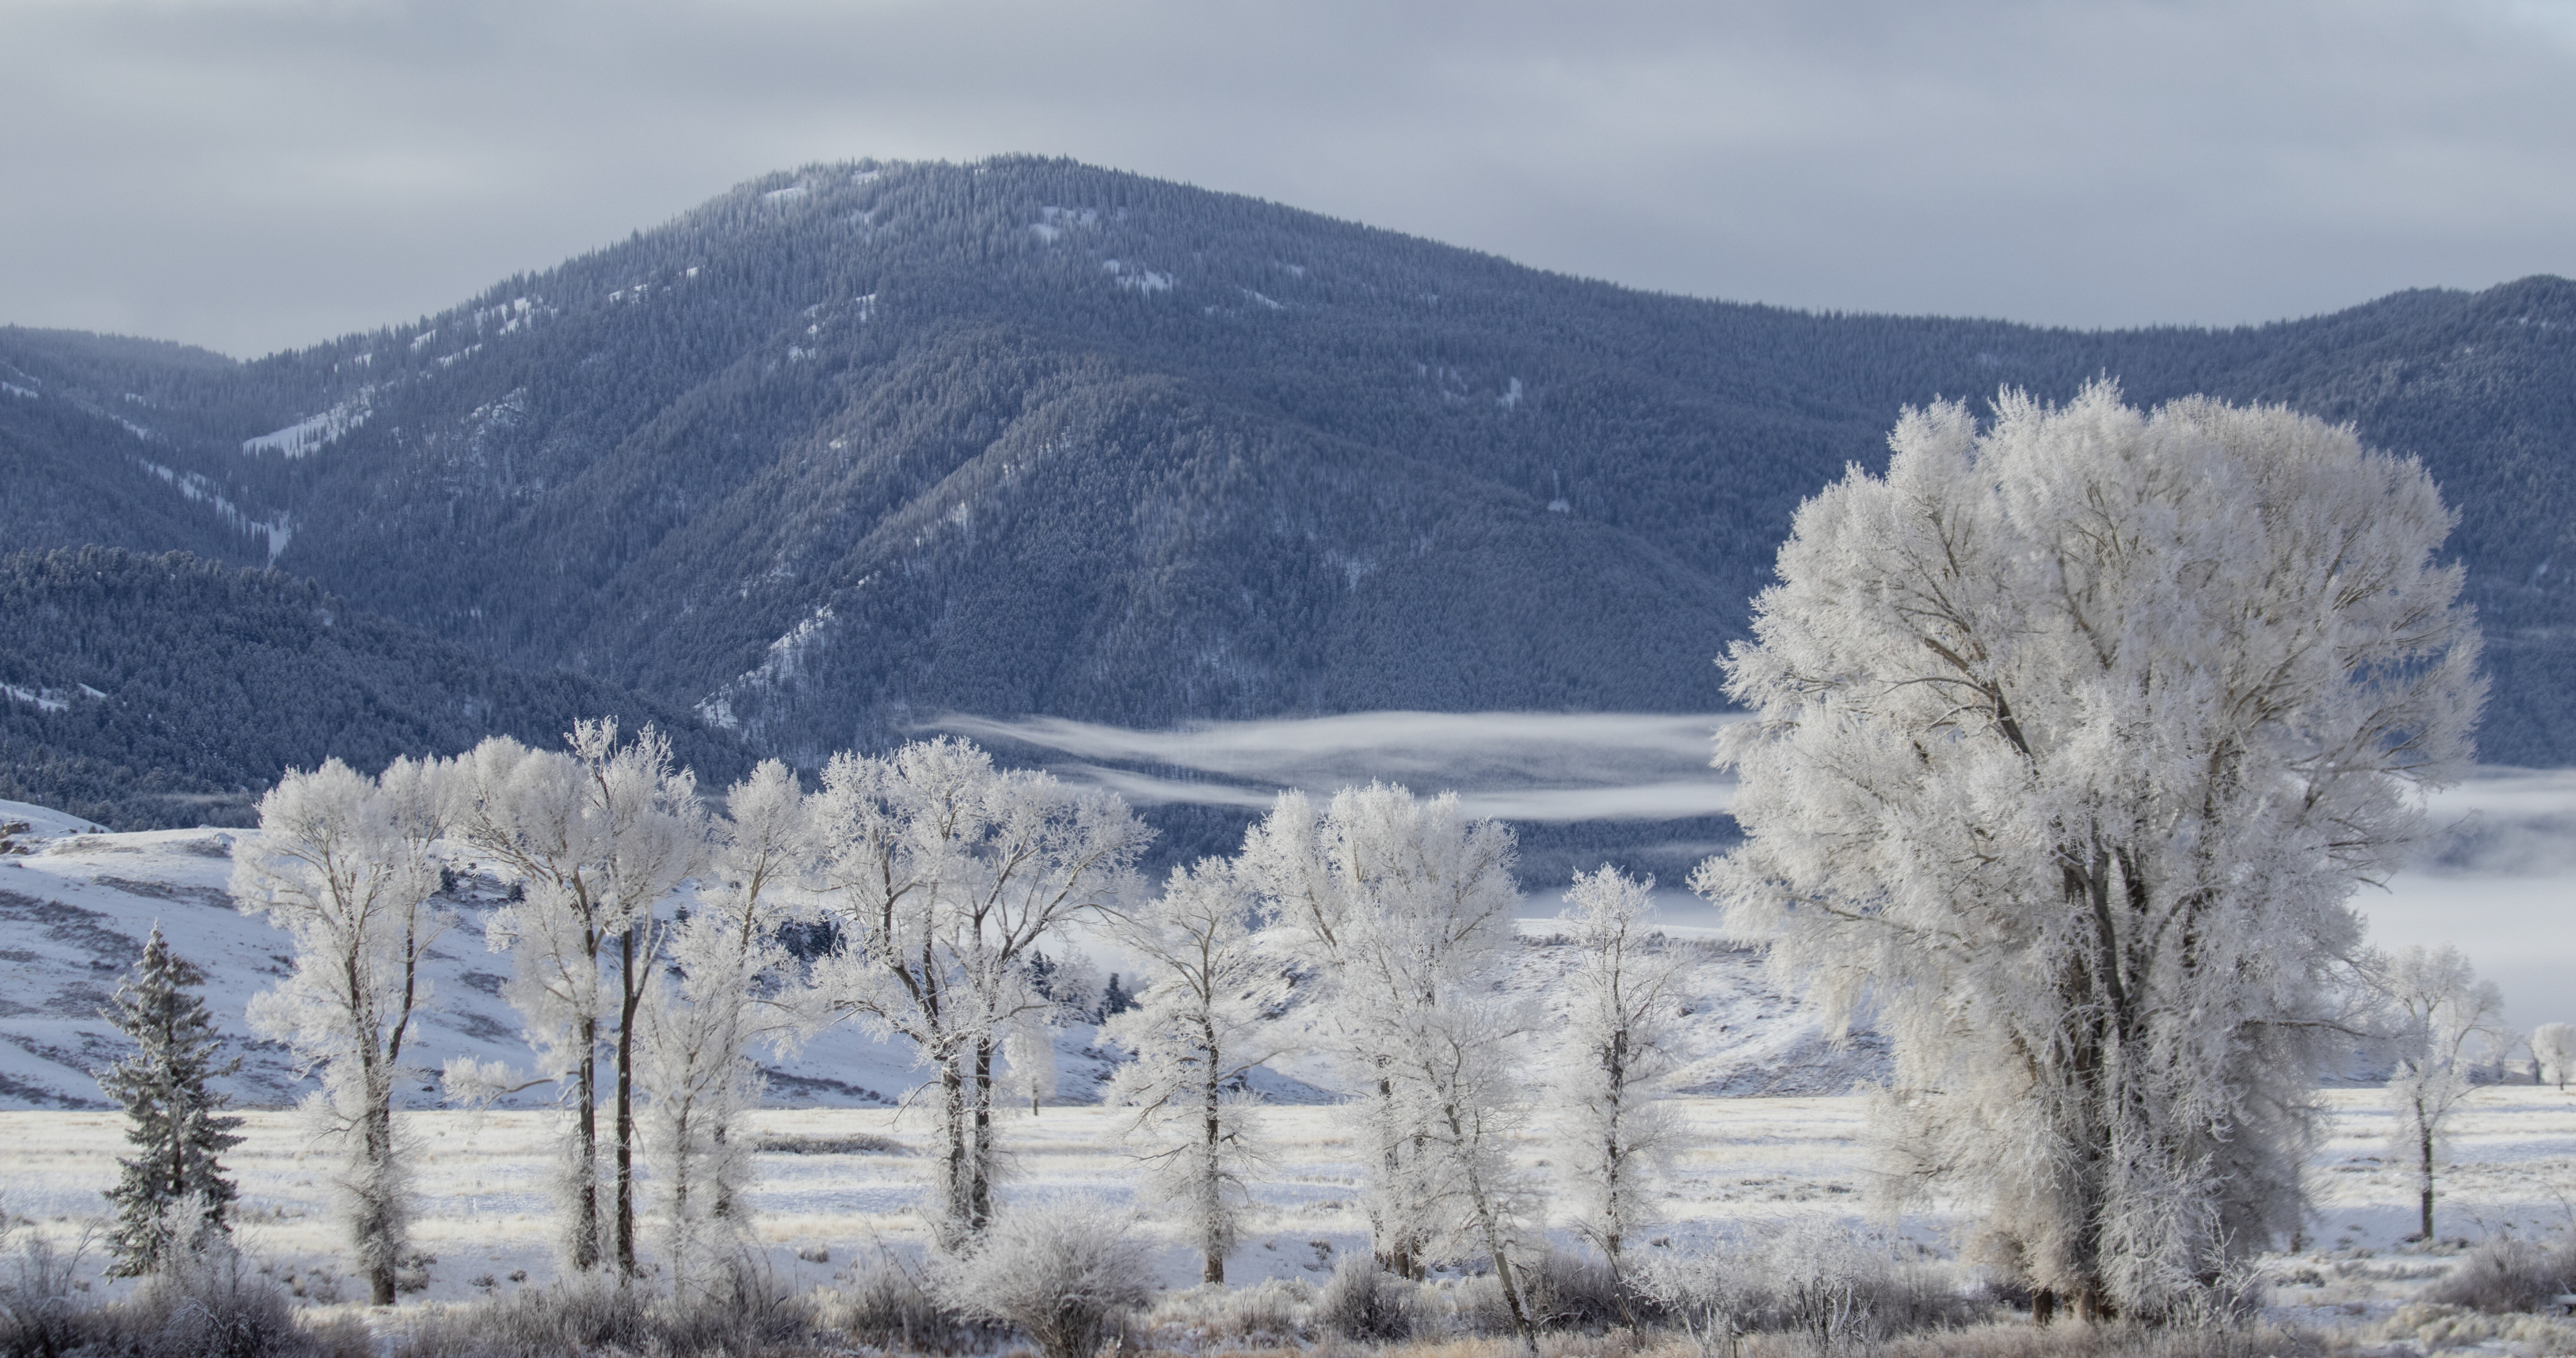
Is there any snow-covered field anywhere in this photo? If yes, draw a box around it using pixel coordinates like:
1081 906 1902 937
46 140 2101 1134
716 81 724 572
2 1087 2571 1334
8 763 2575 1352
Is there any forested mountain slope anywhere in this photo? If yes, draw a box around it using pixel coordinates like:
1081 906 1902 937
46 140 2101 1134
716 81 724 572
0 548 746 828
4 158 2570 765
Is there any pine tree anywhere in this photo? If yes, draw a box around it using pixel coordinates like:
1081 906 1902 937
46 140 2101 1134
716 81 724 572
96 925 245 1277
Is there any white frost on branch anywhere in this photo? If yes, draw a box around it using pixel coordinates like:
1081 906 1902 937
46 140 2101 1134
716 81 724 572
1697 382 2484 1320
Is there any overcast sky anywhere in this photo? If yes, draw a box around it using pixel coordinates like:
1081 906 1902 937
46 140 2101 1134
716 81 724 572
5 0 2573 358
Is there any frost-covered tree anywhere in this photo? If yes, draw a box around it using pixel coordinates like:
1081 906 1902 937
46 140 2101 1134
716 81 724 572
1099 857 1284 1283
643 759 807 1294
999 1007 1059 1116
450 720 703 1277
2377 945 2505 1241
233 756 448 1304
96 925 244 1278
1242 783 1540 1344
1550 868 1688 1317
1699 384 2484 1320
809 737 1147 1237
2533 1022 2576 1092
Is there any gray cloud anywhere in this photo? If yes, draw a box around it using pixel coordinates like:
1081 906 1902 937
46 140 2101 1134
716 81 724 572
2359 769 2576 1034
4 0 2572 355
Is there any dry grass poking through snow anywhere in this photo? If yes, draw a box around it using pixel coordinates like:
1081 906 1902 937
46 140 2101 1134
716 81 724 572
1219 1326 2328 1358
4 1088 2575 1355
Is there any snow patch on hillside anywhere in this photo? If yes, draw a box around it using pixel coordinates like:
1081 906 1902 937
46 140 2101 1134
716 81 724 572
137 460 293 563
0 798 1882 1116
0 798 105 836
0 806 944 1113
696 604 840 732
0 684 107 715
243 389 372 458
1104 260 1174 293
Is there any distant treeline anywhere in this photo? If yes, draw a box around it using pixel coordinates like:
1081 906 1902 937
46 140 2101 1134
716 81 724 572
0 547 748 828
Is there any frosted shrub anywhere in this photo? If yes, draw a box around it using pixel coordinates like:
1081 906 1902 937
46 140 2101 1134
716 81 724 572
385 1269 807 1358
2423 1235 2576 1313
121 1242 309 1358
1140 1279 1314 1349
1638 1226 1977 1345
931 1196 1154 1358
1516 1247 1625 1331
1313 1254 1418 1341
816 1252 991 1355
0 1222 89 1358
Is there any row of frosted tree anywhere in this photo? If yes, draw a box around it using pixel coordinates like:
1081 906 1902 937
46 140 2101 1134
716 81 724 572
211 382 2507 1330
225 722 1697 1337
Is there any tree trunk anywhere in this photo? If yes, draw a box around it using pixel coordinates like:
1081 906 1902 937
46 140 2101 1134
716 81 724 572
1203 1059 1225 1284
1463 1146 1538 1354
615 929 640 1279
572 1016 601 1271
365 1093 397 1305
970 1039 996 1230
940 1056 969 1230
1372 1074 1416 1278
2419 1117 2438 1240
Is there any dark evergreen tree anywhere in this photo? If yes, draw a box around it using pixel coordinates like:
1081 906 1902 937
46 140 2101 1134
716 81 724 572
1100 972 1135 1020
96 924 245 1277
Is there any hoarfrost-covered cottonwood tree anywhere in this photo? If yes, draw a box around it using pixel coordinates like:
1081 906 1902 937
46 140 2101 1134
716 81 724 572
2533 1022 2576 1092
1550 868 1689 1319
809 737 1148 1239
642 759 808 1293
999 1008 1060 1115
2375 944 2506 1241
1099 856 1285 1283
450 721 703 1278
1243 783 1542 1347
1699 384 2484 1321
233 756 449 1305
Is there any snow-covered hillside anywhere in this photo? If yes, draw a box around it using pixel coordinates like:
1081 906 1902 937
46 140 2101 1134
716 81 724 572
0 799 941 1112
0 797 1882 1113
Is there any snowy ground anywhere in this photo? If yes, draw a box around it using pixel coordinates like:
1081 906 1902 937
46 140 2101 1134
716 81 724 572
3 1085 2572 1340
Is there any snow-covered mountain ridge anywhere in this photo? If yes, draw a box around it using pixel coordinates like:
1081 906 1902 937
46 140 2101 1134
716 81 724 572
5 158 2572 777
0 797 1882 1113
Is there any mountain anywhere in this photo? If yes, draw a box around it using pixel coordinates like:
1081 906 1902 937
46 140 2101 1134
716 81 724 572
0 548 749 829
4 157 2570 768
